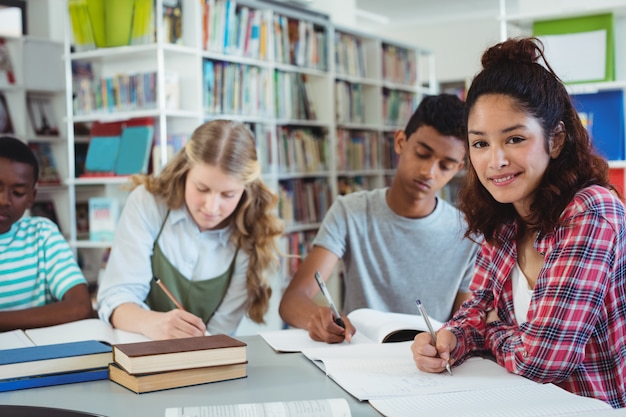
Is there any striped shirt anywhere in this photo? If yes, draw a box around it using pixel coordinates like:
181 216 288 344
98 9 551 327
446 185 626 408
0 216 86 310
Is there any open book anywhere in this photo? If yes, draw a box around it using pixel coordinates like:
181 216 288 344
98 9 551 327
0 319 150 349
260 308 442 352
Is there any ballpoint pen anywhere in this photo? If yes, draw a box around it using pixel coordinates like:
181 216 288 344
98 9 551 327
314 271 346 329
415 299 452 375
153 276 185 311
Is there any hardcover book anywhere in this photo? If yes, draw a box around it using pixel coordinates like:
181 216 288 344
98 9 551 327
0 340 111 380
0 368 109 393
112 334 247 375
108 361 247 393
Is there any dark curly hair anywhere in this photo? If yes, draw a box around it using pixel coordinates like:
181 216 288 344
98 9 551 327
458 37 613 246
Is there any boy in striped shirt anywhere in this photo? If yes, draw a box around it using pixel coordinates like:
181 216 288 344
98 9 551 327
0 136 93 331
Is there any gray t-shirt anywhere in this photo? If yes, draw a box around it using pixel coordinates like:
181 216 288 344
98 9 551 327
313 188 479 323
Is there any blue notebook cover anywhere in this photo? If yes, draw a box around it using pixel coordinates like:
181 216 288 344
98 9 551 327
114 125 154 175
0 367 109 392
85 136 121 172
0 340 111 380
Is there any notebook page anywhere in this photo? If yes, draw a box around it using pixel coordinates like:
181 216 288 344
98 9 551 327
164 398 351 417
0 330 36 349
369 383 612 417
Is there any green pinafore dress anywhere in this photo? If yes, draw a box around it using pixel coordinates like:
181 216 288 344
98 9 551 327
144 211 238 323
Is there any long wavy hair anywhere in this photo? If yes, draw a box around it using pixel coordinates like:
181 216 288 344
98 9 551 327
132 120 283 323
458 37 613 246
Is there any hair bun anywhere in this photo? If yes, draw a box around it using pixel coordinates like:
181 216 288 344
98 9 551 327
481 37 544 69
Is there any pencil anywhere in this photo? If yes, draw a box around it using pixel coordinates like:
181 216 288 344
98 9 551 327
153 276 185 311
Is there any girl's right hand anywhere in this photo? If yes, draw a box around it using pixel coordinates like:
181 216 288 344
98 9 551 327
145 309 207 340
411 329 457 373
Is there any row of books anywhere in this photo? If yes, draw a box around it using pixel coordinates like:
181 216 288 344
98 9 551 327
201 0 329 71
274 15 328 71
203 0 271 60
335 81 365 125
383 89 416 127
336 130 381 172
382 44 417 86
274 71 317 121
277 127 329 174
203 60 272 117
335 33 368 78
337 175 378 196
278 178 332 226
72 64 179 115
281 230 316 278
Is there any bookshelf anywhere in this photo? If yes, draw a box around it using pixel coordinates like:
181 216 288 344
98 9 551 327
0 35 70 235
61 0 433 332
500 1 626 195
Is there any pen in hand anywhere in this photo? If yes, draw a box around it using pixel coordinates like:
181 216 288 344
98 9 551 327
153 276 185 311
415 299 452 375
314 271 346 329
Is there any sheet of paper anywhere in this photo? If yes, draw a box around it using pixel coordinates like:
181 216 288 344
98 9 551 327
368 383 612 417
259 328 373 353
164 398 351 417
302 343 535 401
0 330 36 349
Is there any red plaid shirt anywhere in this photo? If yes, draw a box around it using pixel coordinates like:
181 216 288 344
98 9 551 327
447 185 626 408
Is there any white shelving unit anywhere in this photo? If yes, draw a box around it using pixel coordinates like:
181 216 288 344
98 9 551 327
59 0 433 333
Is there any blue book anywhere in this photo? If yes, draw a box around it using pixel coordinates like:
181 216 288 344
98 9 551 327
572 89 625 161
0 367 109 392
84 136 121 173
114 125 154 175
0 340 111 380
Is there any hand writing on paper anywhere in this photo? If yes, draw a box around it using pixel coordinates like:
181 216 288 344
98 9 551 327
307 306 355 344
145 309 207 340
411 329 457 373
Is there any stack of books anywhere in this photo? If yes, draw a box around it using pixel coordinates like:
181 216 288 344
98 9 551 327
0 340 112 392
108 334 247 393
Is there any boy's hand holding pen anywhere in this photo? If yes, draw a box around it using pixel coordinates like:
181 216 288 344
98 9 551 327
312 271 354 343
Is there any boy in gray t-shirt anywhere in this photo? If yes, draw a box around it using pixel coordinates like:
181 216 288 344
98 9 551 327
279 94 479 344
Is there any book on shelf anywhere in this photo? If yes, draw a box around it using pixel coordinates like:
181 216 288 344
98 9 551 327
88 197 120 242
0 38 15 86
75 201 90 238
130 0 155 45
27 95 60 136
0 91 14 134
29 143 61 185
0 340 111 380
260 308 444 353
108 361 247 394
164 398 352 417
30 200 60 227
163 0 183 45
0 367 109 393
112 334 247 375
0 319 150 350
114 122 154 176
